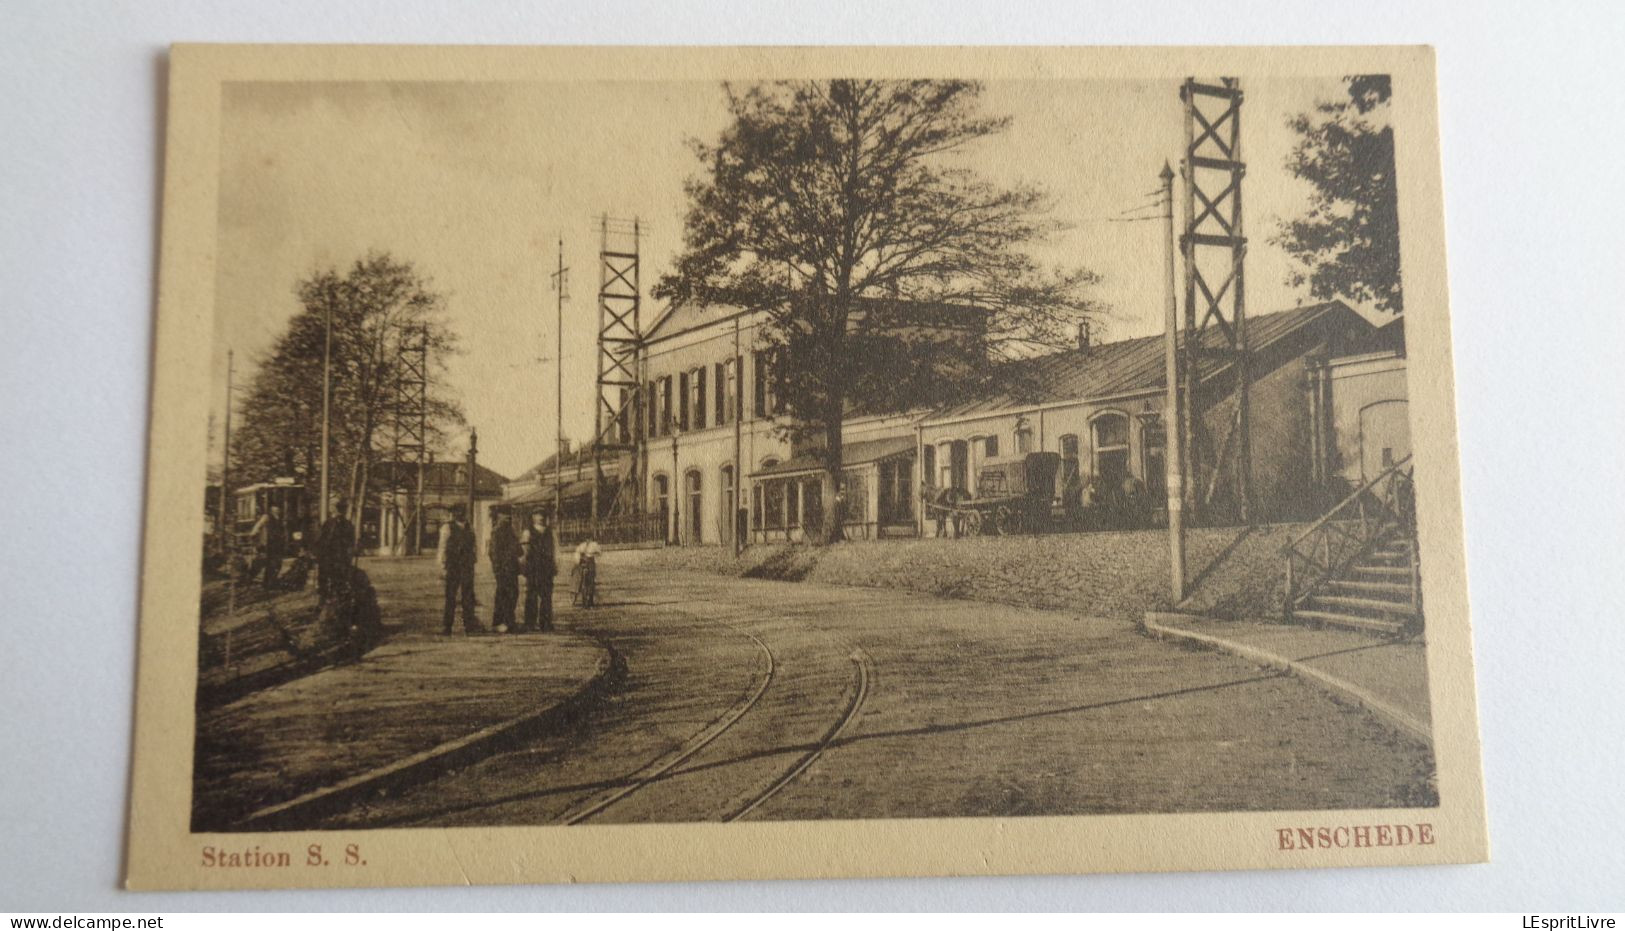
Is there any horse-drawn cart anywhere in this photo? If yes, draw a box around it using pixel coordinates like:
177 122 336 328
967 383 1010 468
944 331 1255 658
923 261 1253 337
924 451 1061 536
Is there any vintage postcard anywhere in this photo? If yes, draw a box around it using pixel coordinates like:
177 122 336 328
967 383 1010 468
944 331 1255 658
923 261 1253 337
128 44 1486 889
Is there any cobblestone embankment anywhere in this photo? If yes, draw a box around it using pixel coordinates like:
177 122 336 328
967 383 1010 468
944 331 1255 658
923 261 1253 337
607 524 1302 621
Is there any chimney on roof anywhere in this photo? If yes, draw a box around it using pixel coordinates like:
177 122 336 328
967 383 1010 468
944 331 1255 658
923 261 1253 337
1076 322 1092 350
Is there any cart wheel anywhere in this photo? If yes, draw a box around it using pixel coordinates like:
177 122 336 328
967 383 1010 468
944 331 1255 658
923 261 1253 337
964 510 982 536
992 506 1013 536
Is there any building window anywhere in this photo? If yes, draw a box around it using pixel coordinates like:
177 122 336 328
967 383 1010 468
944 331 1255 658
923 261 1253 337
692 366 707 430
685 470 703 544
922 443 936 490
877 457 915 525
677 371 690 431
984 435 1000 457
1091 412 1131 489
720 464 735 543
1140 415 1167 502
715 361 727 424
947 439 969 491
753 350 776 418
652 473 670 539
785 479 801 529
646 380 658 438
659 376 673 436
764 478 784 528
801 479 821 534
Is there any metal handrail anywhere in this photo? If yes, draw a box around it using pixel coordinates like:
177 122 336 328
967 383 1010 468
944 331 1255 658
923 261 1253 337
1286 453 1413 553
1284 454 1415 620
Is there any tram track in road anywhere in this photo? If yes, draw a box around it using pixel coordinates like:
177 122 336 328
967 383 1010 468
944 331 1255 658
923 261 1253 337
330 578 882 829
558 599 877 825
558 623 777 825
723 645 872 822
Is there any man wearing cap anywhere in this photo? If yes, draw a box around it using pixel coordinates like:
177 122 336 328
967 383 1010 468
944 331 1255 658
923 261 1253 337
437 503 482 634
519 509 557 632
487 507 521 633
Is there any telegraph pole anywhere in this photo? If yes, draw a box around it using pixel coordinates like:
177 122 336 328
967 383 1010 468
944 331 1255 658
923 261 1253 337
1161 162 1187 601
224 349 237 619
467 427 478 518
733 316 744 557
550 238 568 520
319 288 334 526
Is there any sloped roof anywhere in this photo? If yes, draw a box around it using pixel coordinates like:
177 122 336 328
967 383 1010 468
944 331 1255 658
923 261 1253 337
643 302 750 343
508 477 596 506
644 296 986 345
511 444 626 486
372 460 509 496
925 301 1354 423
752 434 917 478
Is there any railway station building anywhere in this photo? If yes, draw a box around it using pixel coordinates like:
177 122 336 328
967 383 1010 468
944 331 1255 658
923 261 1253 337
523 294 1408 548
914 299 1409 534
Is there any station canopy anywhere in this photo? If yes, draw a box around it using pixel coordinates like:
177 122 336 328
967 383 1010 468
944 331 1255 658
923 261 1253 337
751 435 917 480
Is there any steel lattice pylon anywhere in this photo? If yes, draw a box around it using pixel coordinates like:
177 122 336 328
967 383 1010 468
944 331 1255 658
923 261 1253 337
390 324 429 554
1179 77 1252 524
592 215 643 524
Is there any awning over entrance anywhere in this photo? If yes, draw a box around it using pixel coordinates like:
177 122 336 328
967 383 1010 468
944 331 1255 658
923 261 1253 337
750 434 916 479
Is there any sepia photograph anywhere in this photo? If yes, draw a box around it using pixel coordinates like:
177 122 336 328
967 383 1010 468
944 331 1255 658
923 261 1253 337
125 44 1485 889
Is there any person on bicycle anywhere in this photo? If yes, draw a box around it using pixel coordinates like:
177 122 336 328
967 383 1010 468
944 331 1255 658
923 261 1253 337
572 536 602 608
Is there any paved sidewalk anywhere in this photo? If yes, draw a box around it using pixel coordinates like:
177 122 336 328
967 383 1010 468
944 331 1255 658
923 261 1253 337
1144 614 1432 747
192 632 612 831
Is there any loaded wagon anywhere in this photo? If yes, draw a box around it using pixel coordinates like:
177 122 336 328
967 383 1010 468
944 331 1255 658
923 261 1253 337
923 452 1061 536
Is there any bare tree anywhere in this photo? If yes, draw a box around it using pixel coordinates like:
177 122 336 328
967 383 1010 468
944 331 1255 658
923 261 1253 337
658 80 1099 542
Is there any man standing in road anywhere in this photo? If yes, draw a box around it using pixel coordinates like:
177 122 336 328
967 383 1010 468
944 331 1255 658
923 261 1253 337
519 509 557 632
316 498 355 600
244 504 286 589
437 504 482 635
487 506 521 634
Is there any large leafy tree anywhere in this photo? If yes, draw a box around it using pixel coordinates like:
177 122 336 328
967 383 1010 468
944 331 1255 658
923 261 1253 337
231 253 463 533
658 80 1098 541
1274 75 1403 314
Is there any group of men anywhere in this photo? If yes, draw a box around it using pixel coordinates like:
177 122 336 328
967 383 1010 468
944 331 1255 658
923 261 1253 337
437 505 598 636
238 498 356 596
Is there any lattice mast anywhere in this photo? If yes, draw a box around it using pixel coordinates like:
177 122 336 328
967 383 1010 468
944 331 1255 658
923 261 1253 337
591 215 644 529
390 324 430 554
1179 77 1252 524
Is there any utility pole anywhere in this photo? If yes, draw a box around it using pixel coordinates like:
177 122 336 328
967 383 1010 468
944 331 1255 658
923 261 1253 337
224 349 236 619
733 316 744 557
319 289 334 526
467 427 478 519
550 238 568 521
1161 162 1187 601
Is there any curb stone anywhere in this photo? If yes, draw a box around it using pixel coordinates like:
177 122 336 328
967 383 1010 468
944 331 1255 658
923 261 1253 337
232 640 622 831
1142 612 1432 750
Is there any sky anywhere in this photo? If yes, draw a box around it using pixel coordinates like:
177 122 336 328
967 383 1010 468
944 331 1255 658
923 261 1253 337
211 75 1354 480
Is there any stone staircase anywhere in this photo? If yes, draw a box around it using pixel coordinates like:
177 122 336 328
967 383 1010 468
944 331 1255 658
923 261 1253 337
1292 530 1421 638
1283 454 1422 639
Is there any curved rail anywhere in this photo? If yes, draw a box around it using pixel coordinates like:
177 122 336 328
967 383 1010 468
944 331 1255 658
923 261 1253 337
723 646 874 822
561 627 776 825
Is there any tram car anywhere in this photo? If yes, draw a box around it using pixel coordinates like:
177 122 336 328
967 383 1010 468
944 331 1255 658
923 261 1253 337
231 479 312 553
